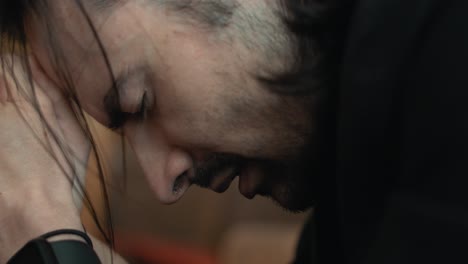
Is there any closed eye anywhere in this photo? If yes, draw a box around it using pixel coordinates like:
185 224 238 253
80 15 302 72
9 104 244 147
106 91 148 131
104 64 153 131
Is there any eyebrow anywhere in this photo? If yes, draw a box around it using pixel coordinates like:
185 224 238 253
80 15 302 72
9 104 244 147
92 0 239 28
89 0 121 11
162 0 240 28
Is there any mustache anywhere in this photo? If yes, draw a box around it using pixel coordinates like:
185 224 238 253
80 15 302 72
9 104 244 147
191 153 244 188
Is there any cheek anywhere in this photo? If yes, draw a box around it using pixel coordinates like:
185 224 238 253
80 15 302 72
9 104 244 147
155 94 231 151
153 80 223 144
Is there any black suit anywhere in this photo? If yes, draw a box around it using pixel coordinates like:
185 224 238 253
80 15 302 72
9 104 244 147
295 0 468 263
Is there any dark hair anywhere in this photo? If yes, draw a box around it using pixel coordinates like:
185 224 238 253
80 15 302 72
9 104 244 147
265 0 355 97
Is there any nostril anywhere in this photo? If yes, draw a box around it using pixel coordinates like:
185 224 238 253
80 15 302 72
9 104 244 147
173 171 188 195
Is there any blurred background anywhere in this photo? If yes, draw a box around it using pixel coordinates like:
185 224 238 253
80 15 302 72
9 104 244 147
82 119 310 264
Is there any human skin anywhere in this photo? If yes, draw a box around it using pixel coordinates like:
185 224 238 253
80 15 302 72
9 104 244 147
0 56 87 262
0 56 128 263
26 0 317 210
0 0 319 261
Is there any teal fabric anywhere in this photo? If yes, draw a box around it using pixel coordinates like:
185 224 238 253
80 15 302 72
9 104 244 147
8 239 58 264
51 240 101 264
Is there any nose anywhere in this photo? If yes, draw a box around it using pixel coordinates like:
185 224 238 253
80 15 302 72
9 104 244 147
126 126 193 204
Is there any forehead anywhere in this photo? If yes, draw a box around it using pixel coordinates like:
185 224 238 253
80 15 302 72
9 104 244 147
56 8 245 119
39 0 289 101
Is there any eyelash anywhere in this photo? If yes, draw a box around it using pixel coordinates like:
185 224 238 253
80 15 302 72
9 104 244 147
109 91 148 131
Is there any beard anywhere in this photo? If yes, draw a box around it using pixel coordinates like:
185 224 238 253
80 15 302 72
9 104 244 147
190 140 318 213
255 144 318 212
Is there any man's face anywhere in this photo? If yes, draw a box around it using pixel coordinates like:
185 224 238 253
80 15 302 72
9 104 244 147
28 0 317 211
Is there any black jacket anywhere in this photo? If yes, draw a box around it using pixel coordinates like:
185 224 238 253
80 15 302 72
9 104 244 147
295 0 468 263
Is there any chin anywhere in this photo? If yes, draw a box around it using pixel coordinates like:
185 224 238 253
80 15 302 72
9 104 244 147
255 144 318 213
272 197 314 213
266 184 315 213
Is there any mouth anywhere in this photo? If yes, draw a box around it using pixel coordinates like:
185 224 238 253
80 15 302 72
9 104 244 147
208 166 240 193
189 154 265 199
238 163 265 199
206 163 264 200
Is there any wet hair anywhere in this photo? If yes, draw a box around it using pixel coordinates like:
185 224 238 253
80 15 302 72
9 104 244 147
269 0 354 97
0 0 354 255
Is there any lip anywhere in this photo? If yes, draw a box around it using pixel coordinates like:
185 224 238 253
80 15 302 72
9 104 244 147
209 166 239 193
238 164 263 199
238 175 256 199
201 162 265 199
